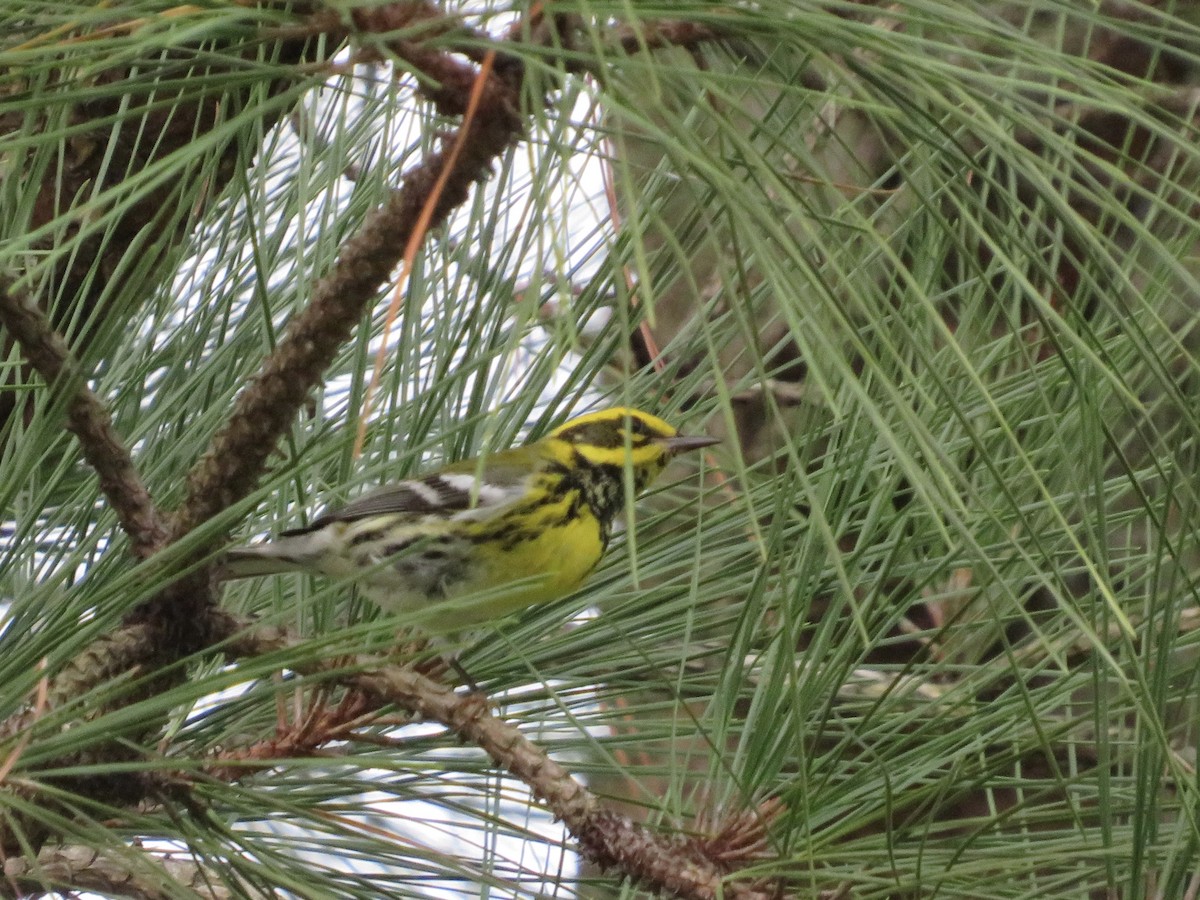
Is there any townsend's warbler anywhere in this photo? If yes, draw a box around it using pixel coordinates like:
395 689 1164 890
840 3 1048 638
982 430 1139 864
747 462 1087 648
223 408 718 633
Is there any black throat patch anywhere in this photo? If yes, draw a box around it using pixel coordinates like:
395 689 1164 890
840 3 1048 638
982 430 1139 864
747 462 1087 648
542 453 628 545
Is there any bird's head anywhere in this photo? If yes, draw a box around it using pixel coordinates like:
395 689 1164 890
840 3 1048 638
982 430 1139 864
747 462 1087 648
543 407 718 491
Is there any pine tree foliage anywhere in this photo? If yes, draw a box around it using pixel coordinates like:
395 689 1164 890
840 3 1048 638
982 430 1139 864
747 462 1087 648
2 2 1200 898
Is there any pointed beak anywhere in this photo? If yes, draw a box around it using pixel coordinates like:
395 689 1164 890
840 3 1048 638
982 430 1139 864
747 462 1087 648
660 434 720 454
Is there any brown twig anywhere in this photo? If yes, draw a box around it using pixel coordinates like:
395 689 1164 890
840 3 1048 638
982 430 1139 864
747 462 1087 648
171 17 523 541
202 624 777 897
609 20 726 59
0 18 320 433
170 8 729 537
1 844 235 900
219 623 776 900
379 676 777 900
170 7 726 541
0 282 168 560
0 610 251 856
205 688 376 782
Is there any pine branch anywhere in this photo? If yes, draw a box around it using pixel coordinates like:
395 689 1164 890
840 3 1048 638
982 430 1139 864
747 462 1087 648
215 624 780 900
0 282 167 560
1 844 235 900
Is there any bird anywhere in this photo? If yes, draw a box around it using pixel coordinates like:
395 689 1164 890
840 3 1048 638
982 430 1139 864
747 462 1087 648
222 407 718 635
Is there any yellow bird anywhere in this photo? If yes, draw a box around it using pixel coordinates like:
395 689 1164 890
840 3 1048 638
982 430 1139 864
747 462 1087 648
224 408 717 633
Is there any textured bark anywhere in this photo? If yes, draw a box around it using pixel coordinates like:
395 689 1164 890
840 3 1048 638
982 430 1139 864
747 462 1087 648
0 14 321 428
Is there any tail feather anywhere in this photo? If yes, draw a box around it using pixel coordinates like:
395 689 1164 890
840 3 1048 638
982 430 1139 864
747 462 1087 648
219 551 304 581
219 546 313 580
220 528 339 581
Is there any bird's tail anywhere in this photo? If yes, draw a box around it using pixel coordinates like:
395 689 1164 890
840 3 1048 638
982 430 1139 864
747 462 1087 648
219 537 324 581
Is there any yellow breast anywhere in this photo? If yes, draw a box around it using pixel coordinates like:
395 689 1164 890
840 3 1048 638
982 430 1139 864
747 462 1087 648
361 488 606 634
472 490 606 618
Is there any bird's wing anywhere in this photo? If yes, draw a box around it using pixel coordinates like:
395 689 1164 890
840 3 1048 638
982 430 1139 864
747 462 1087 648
281 450 534 536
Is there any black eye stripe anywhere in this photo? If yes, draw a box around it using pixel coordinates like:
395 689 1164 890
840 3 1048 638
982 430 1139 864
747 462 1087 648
554 414 668 447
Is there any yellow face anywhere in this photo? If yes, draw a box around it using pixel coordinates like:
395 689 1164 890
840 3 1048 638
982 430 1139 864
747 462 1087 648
547 407 678 478
544 407 717 494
